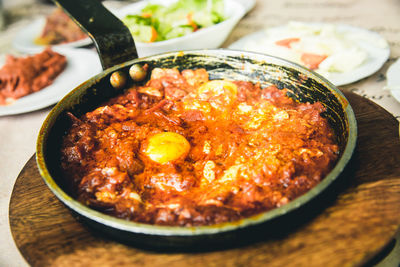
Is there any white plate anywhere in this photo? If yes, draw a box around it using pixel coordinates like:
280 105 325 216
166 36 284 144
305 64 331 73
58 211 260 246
386 58 400 102
12 18 92 53
0 48 102 116
229 23 390 86
232 0 255 13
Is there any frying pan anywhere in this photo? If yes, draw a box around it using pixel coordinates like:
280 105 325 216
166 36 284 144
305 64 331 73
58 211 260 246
36 0 357 248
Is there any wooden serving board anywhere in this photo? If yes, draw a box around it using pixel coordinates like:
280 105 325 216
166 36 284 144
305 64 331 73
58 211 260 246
9 93 400 267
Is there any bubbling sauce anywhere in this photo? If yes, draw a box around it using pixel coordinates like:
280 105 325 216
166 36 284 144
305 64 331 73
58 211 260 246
60 67 339 226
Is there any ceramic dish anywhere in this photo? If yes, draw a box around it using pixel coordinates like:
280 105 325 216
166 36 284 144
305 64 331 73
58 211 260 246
0 48 101 116
114 0 249 57
229 23 390 86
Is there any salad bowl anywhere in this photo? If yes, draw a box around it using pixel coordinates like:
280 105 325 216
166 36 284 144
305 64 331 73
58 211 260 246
115 0 247 57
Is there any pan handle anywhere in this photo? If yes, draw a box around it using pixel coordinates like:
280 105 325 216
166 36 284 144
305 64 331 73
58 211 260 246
53 0 138 70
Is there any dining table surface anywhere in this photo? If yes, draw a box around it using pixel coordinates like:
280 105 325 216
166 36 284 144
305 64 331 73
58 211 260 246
1 0 400 266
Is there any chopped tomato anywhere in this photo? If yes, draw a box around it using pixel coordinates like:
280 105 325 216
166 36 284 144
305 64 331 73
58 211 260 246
148 26 158 42
300 53 327 70
186 12 198 31
275 38 300 48
141 12 152 18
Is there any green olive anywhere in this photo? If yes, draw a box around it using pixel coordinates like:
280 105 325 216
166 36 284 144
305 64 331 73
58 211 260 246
129 64 147 82
110 71 127 89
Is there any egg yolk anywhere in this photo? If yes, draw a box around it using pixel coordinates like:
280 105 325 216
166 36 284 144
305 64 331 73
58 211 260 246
144 132 190 164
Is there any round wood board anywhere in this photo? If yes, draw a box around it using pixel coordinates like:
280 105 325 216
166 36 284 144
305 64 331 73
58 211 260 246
9 93 400 267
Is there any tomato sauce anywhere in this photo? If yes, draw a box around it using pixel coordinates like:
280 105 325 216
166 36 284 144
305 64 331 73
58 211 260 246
60 68 339 226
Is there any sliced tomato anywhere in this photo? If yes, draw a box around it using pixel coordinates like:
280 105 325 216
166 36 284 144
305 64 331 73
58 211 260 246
300 53 327 70
148 26 158 42
186 12 198 31
275 38 300 48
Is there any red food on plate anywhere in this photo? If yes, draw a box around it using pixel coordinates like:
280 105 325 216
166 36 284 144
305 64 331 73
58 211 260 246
0 48 67 105
301 53 328 70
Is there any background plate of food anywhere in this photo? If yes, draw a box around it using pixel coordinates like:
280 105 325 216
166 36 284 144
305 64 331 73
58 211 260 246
0 48 101 116
12 8 92 53
229 21 390 86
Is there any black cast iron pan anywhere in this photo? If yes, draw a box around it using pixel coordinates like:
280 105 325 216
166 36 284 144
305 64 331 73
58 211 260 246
36 0 357 249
